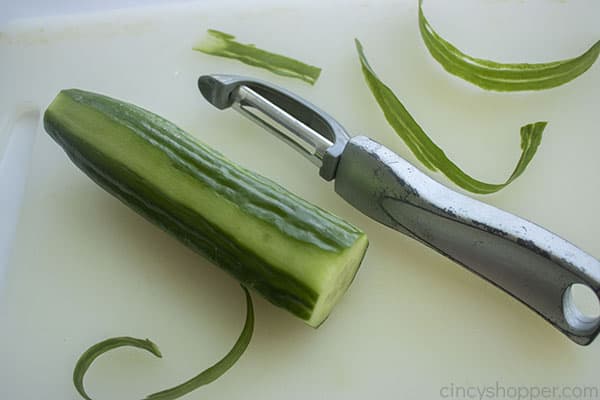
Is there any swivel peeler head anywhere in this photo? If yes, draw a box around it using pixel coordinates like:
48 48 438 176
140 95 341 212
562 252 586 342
198 74 351 181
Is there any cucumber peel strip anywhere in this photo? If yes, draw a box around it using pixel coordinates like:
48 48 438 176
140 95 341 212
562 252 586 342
73 286 254 400
418 0 600 91
194 29 322 85
356 39 547 194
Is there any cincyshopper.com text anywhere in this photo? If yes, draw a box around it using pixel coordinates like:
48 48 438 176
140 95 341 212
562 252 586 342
440 382 599 400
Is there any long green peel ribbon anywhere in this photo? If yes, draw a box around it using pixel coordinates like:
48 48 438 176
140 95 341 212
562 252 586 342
194 29 322 85
356 39 547 194
73 286 254 400
418 0 600 91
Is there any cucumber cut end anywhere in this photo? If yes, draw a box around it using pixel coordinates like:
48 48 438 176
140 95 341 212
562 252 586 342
307 235 369 327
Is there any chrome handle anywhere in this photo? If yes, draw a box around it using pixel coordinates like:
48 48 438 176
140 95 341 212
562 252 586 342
335 136 600 345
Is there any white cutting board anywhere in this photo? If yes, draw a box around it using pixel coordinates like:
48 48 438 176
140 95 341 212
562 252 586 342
1 0 600 398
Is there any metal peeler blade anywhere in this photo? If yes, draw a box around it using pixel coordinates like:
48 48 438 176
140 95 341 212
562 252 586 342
198 74 600 346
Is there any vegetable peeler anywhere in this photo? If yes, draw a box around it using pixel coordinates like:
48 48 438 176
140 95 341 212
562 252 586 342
197 74 600 345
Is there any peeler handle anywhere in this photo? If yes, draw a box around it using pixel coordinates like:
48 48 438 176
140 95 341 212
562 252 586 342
335 136 600 345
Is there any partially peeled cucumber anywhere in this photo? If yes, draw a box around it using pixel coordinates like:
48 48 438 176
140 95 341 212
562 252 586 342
43 89 368 327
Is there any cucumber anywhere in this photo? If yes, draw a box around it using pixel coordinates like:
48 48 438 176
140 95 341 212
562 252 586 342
43 89 368 327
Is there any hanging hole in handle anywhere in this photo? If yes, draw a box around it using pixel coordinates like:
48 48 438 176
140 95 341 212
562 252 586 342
562 283 600 334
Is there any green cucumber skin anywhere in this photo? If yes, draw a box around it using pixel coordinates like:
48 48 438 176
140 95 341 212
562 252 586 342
44 89 367 323
48 129 316 318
